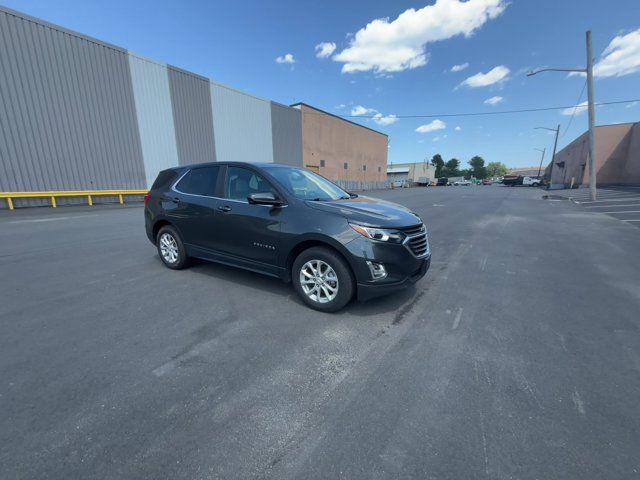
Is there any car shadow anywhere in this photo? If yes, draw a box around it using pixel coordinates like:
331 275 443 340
186 257 296 299
179 257 418 317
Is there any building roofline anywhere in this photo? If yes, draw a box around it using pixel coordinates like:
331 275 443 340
290 102 388 137
595 121 639 128
0 5 127 53
0 5 300 111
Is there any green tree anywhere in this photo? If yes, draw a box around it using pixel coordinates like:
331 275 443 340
430 154 445 178
486 161 508 178
469 155 487 179
442 158 460 177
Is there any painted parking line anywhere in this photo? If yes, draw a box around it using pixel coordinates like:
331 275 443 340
577 197 640 204
574 192 640 198
585 203 640 208
597 211 640 214
6 214 100 224
621 219 640 223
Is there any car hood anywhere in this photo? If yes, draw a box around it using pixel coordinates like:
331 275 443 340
305 196 422 228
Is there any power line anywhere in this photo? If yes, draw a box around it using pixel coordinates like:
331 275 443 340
560 79 587 140
327 98 639 120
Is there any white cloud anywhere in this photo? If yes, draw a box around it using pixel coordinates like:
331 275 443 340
351 105 376 116
350 106 398 126
561 101 588 116
416 119 446 133
332 0 508 74
450 62 469 72
484 95 504 105
432 136 441 142
315 42 337 59
372 113 398 126
275 53 295 64
455 126 462 131
335 103 346 109
594 28 640 78
626 101 639 108
459 65 510 88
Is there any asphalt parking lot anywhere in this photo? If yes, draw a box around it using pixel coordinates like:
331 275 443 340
1 185 640 480
554 186 640 228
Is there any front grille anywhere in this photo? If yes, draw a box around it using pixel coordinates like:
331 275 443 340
400 224 429 257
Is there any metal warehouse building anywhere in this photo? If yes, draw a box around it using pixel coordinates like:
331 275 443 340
0 6 386 208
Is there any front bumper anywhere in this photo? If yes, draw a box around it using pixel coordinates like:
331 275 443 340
343 235 431 302
356 255 430 302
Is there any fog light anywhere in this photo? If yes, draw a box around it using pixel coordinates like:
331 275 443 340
366 261 387 280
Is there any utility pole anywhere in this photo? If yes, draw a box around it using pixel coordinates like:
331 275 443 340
535 148 546 177
535 124 560 188
527 30 597 200
586 30 597 202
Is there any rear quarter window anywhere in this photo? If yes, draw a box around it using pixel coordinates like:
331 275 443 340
151 169 179 190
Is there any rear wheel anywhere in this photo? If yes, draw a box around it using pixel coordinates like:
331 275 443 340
157 225 189 270
292 247 354 312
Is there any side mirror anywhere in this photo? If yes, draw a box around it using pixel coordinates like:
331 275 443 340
247 192 285 206
348 192 358 198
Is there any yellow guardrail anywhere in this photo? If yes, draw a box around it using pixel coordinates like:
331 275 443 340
0 189 148 210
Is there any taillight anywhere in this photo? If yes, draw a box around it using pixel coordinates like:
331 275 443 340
143 193 151 205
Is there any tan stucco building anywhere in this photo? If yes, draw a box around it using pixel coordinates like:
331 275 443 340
387 162 436 184
546 122 640 187
291 103 388 184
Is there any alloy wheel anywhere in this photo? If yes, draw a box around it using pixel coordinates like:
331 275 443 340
159 233 179 264
299 260 339 304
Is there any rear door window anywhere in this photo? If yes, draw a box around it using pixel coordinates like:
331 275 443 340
175 166 220 197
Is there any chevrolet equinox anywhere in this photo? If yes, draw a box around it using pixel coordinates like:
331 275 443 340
144 162 430 312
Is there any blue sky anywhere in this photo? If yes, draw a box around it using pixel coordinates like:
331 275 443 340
5 0 640 168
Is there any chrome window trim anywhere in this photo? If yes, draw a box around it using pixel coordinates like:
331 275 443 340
171 168 287 207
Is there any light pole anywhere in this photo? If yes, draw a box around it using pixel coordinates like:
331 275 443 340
528 30 596 200
535 125 560 188
534 148 546 177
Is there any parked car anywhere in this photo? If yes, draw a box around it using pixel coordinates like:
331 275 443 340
454 179 471 186
392 179 410 188
145 162 431 312
436 178 450 186
501 175 522 186
482 179 492 185
522 176 542 187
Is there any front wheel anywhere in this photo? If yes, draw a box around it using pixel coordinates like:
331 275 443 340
292 247 354 312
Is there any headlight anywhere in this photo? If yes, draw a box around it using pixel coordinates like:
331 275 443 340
349 223 404 243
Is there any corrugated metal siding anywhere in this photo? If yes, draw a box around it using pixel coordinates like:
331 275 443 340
128 54 179 187
211 83 273 163
168 67 216 165
270 102 302 166
0 8 145 207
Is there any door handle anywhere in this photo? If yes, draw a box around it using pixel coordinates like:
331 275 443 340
218 205 232 212
165 196 180 203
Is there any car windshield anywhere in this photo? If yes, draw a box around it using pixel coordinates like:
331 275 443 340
264 166 350 201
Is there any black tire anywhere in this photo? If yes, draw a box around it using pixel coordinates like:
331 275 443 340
156 225 189 270
292 247 355 313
